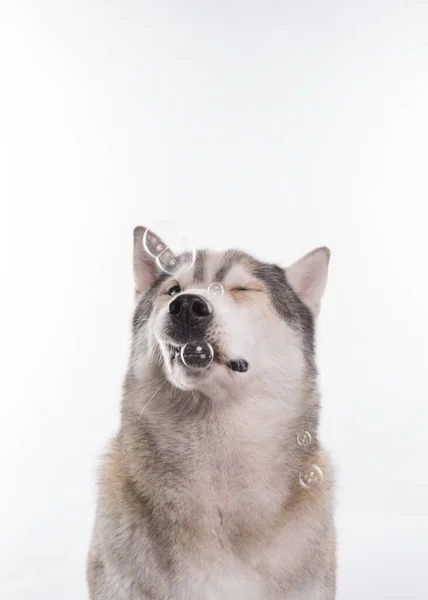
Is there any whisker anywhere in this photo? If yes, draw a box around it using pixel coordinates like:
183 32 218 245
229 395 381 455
138 378 167 419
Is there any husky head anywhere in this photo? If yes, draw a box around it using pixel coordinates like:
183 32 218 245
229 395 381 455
131 226 330 402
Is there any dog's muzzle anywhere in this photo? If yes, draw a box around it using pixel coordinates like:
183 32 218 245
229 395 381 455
166 293 250 375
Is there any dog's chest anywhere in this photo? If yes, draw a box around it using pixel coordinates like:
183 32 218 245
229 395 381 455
167 568 265 600
130 418 308 598
153 494 300 600
157 436 293 596
153 519 308 600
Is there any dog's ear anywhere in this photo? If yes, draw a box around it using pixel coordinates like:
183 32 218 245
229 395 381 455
133 226 172 301
285 247 330 317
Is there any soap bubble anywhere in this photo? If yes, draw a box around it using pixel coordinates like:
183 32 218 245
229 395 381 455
142 221 196 275
180 340 214 369
208 282 224 296
297 431 312 447
299 465 323 489
142 221 175 258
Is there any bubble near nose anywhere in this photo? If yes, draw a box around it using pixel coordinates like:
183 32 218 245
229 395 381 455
297 431 312 447
142 221 196 275
299 465 324 489
180 341 214 369
208 282 224 296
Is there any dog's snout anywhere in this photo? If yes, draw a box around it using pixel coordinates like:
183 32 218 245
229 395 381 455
169 294 212 328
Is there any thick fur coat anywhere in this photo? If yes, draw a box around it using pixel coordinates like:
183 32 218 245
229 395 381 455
87 227 336 599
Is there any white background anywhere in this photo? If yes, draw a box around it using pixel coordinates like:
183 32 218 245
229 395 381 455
1 1 427 598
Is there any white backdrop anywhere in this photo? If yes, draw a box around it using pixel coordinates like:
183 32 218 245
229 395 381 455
1 2 427 599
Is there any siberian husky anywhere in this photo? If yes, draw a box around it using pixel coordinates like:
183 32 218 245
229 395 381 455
87 226 336 599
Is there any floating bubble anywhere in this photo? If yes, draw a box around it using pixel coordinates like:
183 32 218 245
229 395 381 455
180 340 214 369
142 221 196 275
297 431 312 447
299 465 324 489
142 221 175 258
208 282 224 296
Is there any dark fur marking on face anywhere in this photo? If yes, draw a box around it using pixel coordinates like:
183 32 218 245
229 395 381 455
252 261 316 363
214 249 247 282
132 271 169 335
193 250 206 283
132 249 206 337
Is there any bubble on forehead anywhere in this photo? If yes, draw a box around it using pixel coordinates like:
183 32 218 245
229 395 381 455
142 220 196 275
208 282 224 296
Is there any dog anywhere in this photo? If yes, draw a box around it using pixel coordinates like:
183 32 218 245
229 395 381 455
87 226 336 600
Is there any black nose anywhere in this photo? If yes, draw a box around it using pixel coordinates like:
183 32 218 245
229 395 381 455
168 293 212 339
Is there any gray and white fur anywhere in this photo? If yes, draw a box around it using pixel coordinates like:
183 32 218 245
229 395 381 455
87 226 336 600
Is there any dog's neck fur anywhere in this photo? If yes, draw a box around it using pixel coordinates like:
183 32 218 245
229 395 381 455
119 360 320 542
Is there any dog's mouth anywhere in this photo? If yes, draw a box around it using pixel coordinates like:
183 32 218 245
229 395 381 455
166 343 248 374
167 343 211 373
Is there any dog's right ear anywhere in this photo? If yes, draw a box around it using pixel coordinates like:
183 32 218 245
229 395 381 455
285 246 330 318
133 226 167 301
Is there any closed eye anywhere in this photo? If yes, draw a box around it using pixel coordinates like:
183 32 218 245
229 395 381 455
230 286 262 292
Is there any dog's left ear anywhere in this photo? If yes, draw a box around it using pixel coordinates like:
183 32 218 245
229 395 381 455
133 226 172 301
285 247 330 317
